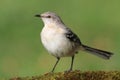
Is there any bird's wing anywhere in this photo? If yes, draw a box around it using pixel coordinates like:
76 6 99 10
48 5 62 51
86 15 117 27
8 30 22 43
65 29 81 45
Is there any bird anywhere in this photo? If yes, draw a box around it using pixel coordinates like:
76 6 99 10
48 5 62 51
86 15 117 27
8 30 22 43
35 11 113 72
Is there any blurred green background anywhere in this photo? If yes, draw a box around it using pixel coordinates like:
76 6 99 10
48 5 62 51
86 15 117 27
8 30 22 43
0 0 120 79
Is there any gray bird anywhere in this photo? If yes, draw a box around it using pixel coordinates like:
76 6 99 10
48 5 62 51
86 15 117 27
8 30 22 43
35 11 113 72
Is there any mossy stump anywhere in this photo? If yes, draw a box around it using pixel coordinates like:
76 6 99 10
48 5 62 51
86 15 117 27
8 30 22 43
10 70 120 80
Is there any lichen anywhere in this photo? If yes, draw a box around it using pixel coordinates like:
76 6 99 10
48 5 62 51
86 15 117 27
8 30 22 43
10 70 120 80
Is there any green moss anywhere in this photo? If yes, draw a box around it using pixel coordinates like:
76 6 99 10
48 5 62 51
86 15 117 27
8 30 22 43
10 70 120 80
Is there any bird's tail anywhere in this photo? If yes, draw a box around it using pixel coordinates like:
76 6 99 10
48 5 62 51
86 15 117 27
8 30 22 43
81 44 113 59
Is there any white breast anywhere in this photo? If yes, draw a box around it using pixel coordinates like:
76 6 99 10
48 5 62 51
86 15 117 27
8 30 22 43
40 24 77 57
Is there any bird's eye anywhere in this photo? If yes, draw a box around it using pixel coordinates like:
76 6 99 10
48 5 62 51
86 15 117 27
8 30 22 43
47 15 51 18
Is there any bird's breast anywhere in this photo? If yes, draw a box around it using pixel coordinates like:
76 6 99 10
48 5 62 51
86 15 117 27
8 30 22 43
40 25 77 57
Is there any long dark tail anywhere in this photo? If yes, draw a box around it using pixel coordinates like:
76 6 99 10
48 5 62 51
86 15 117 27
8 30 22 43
81 44 113 59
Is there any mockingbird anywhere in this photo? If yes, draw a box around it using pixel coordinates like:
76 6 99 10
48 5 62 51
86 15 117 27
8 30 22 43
35 11 113 72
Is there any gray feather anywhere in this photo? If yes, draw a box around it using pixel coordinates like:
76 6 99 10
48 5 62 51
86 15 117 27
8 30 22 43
81 44 113 59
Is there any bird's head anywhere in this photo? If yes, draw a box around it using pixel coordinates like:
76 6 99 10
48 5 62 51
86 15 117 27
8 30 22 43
35 11 63 25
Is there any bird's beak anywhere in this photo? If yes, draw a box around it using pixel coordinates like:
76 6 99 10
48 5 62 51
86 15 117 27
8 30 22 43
35 14 41 17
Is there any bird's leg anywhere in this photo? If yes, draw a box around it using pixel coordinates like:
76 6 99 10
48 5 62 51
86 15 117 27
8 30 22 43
51 57 60 72
69 55 75 71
